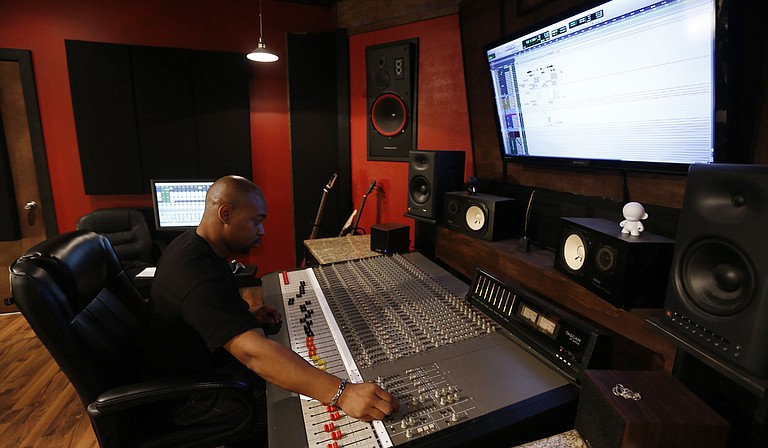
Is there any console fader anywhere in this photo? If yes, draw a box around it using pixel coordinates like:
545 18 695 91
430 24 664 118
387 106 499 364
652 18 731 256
264 253 607 448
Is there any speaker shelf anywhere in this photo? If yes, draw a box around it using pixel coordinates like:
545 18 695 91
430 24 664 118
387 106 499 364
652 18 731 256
554 217 674 310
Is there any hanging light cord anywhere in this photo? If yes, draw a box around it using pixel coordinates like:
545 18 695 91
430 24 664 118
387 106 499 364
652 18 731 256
259 0 264 42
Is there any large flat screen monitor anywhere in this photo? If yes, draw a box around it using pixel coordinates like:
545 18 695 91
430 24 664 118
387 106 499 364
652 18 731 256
151 179 213 231
485 0 723 174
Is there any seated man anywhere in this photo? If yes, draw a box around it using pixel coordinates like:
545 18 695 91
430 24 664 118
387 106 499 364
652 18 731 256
142 175 398 445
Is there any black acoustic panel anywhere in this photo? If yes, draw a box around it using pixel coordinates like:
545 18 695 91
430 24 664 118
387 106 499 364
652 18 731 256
554 217 675 309
366 39 418 161
0 113 20 241
662 164 768 378
66 40 144 194
288 32 348 264
132 46 199 183
192 51 251 180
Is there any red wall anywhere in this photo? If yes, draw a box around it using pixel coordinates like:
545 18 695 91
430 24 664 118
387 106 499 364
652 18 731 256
348 15 473 244
0 0 334 274
1 2 472 272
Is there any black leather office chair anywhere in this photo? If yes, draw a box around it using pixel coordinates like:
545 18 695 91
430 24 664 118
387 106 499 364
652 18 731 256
9 230 256 448
76 208 155 277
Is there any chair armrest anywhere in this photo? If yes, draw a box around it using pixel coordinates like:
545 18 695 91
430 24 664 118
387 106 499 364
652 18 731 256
87 374 252 418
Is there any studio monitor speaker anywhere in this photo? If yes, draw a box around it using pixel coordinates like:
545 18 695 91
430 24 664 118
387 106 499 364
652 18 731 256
661 163 768 378
554 217 674 309
366 39 418 161
406 150 465 221
443 192 516 241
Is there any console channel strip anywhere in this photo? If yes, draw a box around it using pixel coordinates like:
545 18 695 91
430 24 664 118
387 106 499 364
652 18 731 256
264 253 595 448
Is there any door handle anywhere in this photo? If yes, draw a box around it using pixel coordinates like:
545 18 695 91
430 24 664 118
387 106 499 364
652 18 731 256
24 201 38 211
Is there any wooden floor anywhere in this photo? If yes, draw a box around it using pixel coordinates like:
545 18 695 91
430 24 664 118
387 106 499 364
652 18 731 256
0 287 263 448
0 312 99 448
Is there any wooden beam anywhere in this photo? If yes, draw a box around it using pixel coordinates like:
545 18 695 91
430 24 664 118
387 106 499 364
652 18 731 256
337 0 461 34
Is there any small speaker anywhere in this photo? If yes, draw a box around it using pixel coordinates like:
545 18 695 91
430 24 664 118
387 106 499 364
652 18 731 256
554 217 674 309
575 370 729 448
366 39 418 161
370 222 410 254
443 192 516 241
406 150 465 221
661 164 768 378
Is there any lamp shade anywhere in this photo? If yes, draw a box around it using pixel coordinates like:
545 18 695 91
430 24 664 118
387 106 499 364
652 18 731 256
247 42 279 62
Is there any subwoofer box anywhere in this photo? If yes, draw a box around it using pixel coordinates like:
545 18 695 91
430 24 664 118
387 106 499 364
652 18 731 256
371 222 410 254
575 370 729 448
554 217 674 309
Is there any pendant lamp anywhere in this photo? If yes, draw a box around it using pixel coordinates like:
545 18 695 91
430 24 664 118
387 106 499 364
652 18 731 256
247 0 279 62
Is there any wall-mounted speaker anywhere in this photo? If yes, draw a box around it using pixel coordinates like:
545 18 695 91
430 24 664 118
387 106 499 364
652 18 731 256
443 192 516 241
554 217 674 309
406 150 465 221
366 39 418 161
661 164 768 378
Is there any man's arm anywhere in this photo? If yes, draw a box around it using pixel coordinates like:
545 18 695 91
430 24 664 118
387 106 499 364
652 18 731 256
223 328 399 421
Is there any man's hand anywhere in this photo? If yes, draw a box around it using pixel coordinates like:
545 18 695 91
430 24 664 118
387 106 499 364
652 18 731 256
337 381 399 422
253 304 282 326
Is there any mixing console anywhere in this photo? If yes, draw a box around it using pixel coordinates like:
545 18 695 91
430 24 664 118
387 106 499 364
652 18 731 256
264 253 606 448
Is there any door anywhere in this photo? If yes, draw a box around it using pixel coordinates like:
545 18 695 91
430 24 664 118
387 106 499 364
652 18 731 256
0 50 57 314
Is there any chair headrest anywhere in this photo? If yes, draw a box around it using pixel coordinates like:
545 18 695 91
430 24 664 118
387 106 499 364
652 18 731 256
13 230 127 311
76 208 149 235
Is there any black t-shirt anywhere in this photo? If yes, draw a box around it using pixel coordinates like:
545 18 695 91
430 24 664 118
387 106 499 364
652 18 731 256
142 229 261 377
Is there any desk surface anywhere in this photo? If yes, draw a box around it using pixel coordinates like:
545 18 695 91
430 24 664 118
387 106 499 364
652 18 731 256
303 234 380 265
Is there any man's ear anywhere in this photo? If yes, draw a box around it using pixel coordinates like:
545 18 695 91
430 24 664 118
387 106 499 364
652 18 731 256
218 204 233 224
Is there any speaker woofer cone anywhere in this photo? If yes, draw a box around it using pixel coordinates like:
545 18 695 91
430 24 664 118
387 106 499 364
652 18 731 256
409 175 430 205
561 231 587 274
371 93 407 137
680 239 755 316
464 203 488 233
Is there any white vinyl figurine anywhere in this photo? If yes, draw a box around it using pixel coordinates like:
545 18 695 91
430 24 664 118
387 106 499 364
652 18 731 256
620 201 648 236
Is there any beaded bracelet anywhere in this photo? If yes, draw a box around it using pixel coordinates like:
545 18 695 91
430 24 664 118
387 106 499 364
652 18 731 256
328 378 348 407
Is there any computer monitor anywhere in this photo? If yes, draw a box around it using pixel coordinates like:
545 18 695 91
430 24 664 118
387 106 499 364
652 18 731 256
484 0 725 174
150 179 213 231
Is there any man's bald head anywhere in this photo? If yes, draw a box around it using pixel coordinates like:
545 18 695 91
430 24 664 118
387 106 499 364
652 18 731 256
205 175 265 212
197 175 267 257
